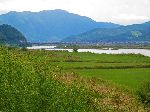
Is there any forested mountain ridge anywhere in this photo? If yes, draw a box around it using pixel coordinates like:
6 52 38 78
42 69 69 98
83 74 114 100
0 9 120 42
63 21 150 43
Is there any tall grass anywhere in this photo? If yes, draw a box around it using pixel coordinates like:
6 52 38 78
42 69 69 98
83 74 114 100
0 47 102 112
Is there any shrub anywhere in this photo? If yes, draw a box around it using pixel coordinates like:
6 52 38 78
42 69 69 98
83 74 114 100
21 47 28 51
73 46 78 52
137 81 150 106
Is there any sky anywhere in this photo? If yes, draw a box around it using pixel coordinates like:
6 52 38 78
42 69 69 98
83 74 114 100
0 0 150 25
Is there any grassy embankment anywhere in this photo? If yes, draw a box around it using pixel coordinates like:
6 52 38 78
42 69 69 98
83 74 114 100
0 46 150 111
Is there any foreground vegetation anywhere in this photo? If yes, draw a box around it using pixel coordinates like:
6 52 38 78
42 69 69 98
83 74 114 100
0 46 150 111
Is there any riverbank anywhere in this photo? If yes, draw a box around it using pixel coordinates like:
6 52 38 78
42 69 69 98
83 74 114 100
27 46 150 57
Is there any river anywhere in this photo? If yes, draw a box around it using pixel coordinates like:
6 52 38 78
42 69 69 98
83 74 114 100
27 46 150 57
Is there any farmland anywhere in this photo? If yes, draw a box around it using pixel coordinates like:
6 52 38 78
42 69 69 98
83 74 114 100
0 46 150 111
44 51 150 89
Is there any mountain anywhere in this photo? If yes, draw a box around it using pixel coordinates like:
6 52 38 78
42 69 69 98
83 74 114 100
0 24 27 46
0 9 120 42
63 21 150 43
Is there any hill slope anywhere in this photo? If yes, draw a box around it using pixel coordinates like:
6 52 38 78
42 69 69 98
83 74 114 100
0 24 27 46
0 9 120 42
63 22 150 43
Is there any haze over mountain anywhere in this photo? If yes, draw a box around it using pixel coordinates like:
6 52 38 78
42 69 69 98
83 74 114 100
0 9 120 42
0 24 27 46
63 21 150 43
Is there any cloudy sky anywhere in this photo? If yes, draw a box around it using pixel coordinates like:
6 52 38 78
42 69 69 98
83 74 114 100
0 0 150 25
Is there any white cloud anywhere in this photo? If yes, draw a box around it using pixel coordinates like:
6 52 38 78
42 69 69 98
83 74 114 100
0 0 150 25
112 14 150 25
114 14 149 20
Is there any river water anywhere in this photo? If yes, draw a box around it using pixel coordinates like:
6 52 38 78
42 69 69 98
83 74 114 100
27 46 150 57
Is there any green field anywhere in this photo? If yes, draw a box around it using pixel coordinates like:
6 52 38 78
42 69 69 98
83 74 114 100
76 68 150 89
0 47 150 111
50 52 150 90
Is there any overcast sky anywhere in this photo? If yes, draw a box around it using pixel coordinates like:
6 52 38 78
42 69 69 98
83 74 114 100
0 0 150 25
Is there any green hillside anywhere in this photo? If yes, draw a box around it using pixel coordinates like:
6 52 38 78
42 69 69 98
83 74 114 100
0 24 27 46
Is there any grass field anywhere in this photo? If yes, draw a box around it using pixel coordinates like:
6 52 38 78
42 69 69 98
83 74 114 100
49 52 150 90
15 49 150 90
0 46 150 111
75 68 150 89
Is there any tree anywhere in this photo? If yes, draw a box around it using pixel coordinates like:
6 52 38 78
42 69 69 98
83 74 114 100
73 45 78 52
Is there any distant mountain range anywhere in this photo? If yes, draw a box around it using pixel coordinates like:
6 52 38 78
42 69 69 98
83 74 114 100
0 24 27 46
63 21 150 43
0 9 120 42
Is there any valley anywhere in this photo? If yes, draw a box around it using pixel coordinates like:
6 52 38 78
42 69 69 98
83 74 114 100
0 8 150 112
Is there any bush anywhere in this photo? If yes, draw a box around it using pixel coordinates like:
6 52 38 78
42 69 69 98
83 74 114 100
137 81 150 106
73 46 78 52
21 47 28 51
